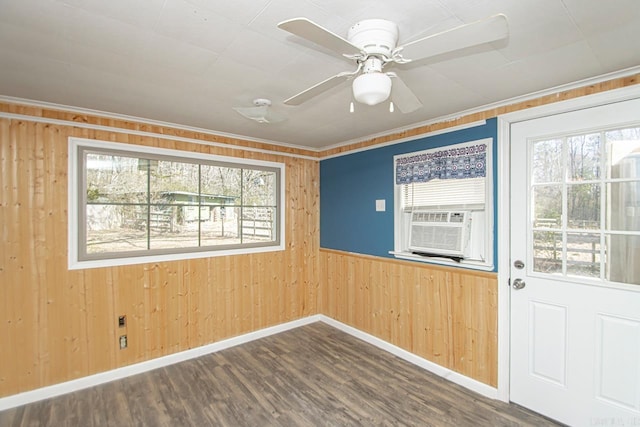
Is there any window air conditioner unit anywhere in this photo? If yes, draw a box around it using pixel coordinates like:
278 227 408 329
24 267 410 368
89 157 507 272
408 210 471 258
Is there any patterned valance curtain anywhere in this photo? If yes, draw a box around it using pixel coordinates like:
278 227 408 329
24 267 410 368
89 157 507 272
395 143 487 184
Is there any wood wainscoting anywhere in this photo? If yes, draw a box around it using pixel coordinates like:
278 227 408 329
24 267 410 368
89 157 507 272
319 249 498 387
0 103 320 398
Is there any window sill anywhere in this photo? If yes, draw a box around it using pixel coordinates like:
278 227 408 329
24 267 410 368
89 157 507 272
389 251 494 272
69 244 285 270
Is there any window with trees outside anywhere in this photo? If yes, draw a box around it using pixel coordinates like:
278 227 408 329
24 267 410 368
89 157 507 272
530 126 640 285
68 138 284 269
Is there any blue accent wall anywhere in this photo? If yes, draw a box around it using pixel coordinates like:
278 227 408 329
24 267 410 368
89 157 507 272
320 118 498 269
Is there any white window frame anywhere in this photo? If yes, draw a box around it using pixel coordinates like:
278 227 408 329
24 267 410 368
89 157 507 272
391 138 494 271
68 137 285 270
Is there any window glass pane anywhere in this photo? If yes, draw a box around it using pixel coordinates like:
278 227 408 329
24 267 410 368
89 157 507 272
606 182 640 232
606 127 640 179
533 230 562 274
199 165 241 245
241 206 276 243
566 232 600 278
149 207 199 249
76 141 282 266
147 161 200 249
567 183 600 229
150 160 199 202
200 165 241 204
568 133 601 181
86 154 147 203
201 206 241 246
86 204 148 253
532 139 563 183
533 185 562 228
607 234 640 285
243 170 277 206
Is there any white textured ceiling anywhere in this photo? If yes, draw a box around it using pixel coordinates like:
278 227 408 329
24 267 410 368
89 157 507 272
1 0 639 150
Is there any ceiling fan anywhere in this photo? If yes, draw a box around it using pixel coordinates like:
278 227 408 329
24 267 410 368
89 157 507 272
277 14 508 113
233 98 287 124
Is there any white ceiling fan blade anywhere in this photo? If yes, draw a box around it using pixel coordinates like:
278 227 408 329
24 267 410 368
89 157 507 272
387 72 422 114
393 14 508 62
284 72 352 106
278 17 363 57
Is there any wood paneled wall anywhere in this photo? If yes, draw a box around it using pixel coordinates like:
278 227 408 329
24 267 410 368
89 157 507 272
0 106 320 398
319 249 498 387
2 73 637 398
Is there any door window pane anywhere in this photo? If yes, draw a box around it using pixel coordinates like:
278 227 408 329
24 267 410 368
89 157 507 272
533 231 562 274
532 139 563 183
568 133 601 181
607 234 640 285
566 232 600 278
529 126 640 286
533 185 562 227
606 127 640 179
606 182 640 232
567 183 600 229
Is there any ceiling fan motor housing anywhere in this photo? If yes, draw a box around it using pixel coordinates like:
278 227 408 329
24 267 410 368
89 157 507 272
347 19 399 57
253 98 272 107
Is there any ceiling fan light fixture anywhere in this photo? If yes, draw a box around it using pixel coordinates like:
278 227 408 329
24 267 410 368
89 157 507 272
278 14 508 112
352 72 392 106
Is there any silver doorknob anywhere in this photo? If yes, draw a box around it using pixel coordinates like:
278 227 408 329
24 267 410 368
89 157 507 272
512 278 526 290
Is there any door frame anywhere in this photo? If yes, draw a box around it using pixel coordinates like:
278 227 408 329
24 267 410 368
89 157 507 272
495 83 640 402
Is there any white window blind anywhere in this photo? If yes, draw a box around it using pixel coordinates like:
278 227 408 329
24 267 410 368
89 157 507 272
402 177 486 210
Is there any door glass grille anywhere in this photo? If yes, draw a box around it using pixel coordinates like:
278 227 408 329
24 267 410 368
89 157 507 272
530 126 640 285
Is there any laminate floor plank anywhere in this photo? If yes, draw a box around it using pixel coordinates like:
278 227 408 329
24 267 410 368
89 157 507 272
0 322 563 426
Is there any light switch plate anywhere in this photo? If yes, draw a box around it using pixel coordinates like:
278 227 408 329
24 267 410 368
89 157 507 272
375 199 386 212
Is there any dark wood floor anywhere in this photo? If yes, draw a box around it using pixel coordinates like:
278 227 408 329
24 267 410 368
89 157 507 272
0 322 562 426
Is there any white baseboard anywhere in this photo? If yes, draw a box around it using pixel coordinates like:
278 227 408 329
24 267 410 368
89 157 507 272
0 315 322 411
318 315 499 400
0 313 497 411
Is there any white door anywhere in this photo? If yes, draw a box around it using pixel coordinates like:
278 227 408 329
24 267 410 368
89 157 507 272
510 98 640 426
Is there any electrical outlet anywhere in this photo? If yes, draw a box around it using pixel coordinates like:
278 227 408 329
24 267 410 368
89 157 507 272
118 315 126 328
119 335 127 349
